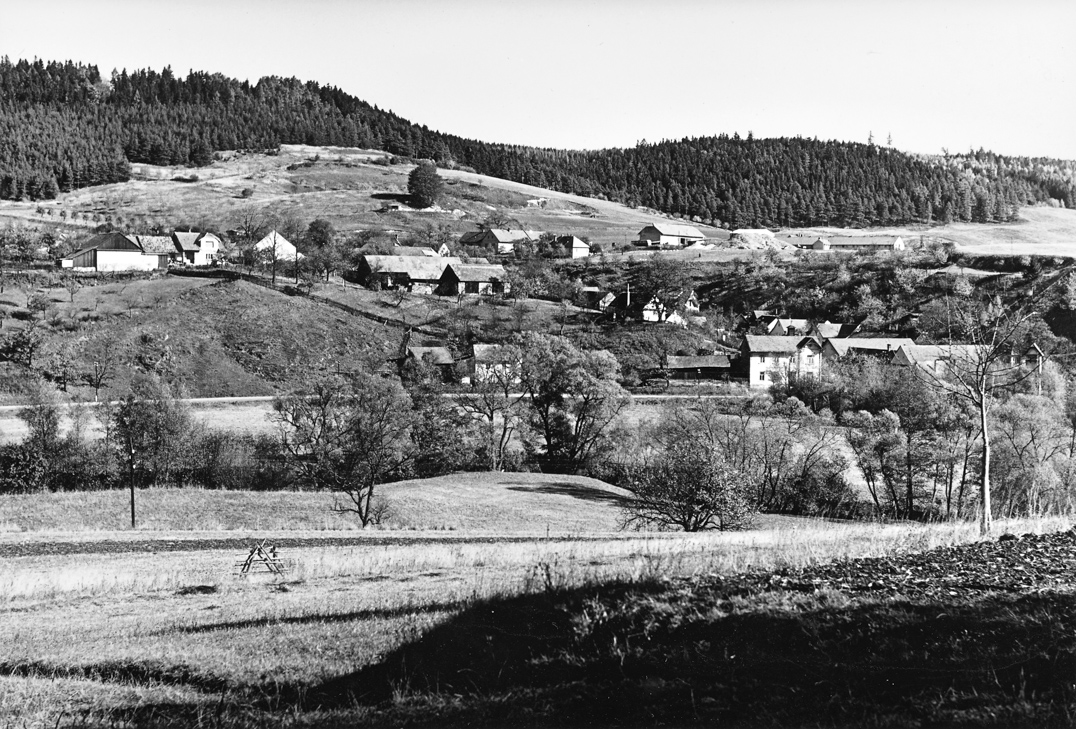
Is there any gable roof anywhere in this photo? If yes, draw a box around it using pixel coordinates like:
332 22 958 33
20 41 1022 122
85 232 142 252
893 343 985 367
445 263 508 282
644 223 704 238
362 255 455 280
768 317 811 333
666 354 731 369
135 235 176 255
825 338 915 357
487 229 542 243
812 321 860 338
172 231 204 251
744 335 820 354
458 231 488 245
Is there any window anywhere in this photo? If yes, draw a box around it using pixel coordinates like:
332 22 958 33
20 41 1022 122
759 372 766 381
759 356 767 363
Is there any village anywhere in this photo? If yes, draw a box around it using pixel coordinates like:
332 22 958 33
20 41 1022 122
44 218 967 393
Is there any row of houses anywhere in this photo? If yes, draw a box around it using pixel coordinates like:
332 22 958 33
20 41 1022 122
742 335 1044 388
58 230 302 272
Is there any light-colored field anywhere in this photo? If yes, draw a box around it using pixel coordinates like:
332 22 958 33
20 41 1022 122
0 509 1067 727
0 472 634 534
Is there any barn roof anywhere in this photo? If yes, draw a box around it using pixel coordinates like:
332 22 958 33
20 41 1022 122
84 232 141 251
667 354 731 369
826 338 915 357
362 255 455 280
645 223 705 238
445 263 508 282
743 335 820 353
136 235 176 255
487 229 542 243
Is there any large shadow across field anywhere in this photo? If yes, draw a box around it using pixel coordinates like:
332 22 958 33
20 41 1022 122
302 581 1076 727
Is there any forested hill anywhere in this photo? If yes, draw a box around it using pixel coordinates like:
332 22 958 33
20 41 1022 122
2 57 1074 228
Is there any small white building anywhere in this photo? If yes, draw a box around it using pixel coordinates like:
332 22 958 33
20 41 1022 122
555 235 591 259
255 230 304 261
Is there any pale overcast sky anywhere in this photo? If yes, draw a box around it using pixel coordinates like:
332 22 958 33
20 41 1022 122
2 0 1073 158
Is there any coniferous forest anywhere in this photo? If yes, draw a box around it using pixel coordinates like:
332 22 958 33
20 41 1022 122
1 57 1074 228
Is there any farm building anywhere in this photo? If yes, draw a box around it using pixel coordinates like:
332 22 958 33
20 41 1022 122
665 354 732 382
636 223 705 248
555 235 591 259
459 229 543 255
172 231 222 265
808 236 905 252
741 335 823 388
255 230 303 261
356 255 457 293
438 263 510 296
821 338 916 362
59 232 166 272
891 343 986 373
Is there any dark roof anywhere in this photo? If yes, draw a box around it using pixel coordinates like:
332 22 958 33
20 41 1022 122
136 235 176 255
667 354 731 369
361 255 456 280
172 232 203 252
85 232 141 252
458 231 488 245
444 263 508 282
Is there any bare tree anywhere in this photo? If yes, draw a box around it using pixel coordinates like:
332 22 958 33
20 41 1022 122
913 295 1057 534
272 372 415 527
457 344 526 471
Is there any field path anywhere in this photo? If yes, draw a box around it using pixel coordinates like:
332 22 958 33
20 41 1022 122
0 532 644 559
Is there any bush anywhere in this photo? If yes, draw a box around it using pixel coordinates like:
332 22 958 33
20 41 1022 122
620 441 755 532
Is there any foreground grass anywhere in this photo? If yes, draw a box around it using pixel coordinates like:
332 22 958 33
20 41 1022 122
1 514 1069 727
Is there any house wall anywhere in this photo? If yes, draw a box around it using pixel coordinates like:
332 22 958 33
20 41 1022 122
748 346 822 388
96 250 159 272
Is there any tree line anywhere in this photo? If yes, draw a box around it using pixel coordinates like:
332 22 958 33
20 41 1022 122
1 58 1073 228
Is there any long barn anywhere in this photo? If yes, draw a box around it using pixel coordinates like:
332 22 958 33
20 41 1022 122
60 232 167 272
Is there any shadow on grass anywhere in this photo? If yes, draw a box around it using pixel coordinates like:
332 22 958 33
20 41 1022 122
302 582 1076 727
0 659 229 695
505 481 630 505
164 598 468 635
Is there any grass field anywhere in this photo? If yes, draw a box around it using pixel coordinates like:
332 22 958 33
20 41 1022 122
0 478 1065 728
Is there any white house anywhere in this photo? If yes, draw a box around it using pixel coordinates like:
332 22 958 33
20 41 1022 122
555 235 591 259
255 230 304 261
636 223 705 248
172 231 222 266
741 335 823 388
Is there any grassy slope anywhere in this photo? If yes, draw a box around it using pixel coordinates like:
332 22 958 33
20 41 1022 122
0 277 398 402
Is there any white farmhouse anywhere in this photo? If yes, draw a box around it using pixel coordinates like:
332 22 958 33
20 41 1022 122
741 335 823 388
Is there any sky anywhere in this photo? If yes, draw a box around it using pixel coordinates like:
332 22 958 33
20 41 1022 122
2 0 1074 159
